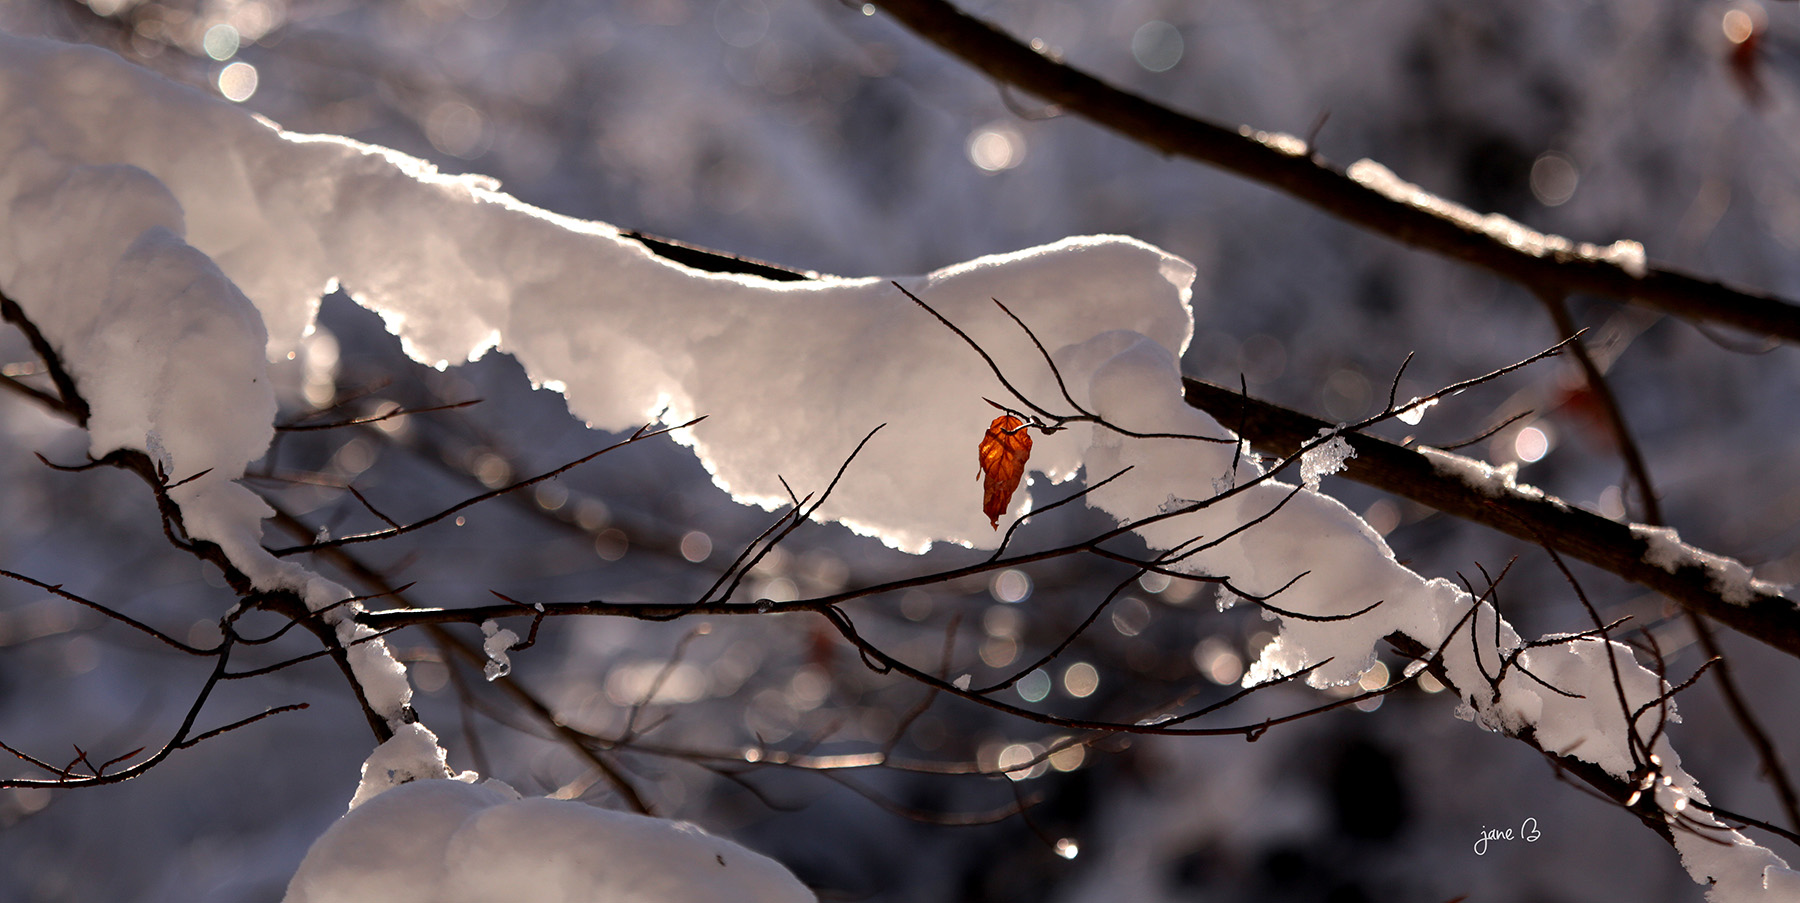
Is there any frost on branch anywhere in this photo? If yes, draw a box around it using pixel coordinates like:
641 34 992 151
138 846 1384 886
1298 427 1354 491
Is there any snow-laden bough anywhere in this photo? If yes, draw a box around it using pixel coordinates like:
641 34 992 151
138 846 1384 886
1 31 1793 902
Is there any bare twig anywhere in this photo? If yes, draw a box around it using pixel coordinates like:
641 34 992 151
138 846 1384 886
270 418 705 556
276 399 480 432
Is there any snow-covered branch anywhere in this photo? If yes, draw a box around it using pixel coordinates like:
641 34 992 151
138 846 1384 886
4 22 1798 903
1181 378 1800 657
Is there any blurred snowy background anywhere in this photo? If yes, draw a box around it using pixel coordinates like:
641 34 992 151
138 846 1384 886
3 0 1800 900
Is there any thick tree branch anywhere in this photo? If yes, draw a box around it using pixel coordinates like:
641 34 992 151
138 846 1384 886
870 0 1800 343
1181 377 1800 659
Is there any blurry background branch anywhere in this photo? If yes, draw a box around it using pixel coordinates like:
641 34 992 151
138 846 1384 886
872 0 1800 344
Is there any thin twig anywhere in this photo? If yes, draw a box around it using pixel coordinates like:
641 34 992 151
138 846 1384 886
270 418 705 556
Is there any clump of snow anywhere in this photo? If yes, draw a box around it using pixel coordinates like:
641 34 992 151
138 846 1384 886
1673 809 1800 903
1498 637 1664 775
0 34 429 738
0 153 278 564
480 620 519 681
347 723 456 812
0 32 1195 554
1602 239 1649 279
0 32 1192 558
286 778 814 903
1235 125 1310 157
1418 445 1550 503
1347 159 1649 277
1395 395 1437 425
1299 427 1354 491
1630 523 1773 605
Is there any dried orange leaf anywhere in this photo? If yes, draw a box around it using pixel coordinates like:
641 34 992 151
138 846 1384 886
978 415 1032 529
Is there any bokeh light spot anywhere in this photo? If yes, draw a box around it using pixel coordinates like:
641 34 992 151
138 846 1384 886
425 101 489 159
1515 425 1550 463
203 24 240 61
1062 661 1099 698
967 122 1027 172
1530 152 1579 206
1131 20 1184 72
1017 668 1051 702
1723 8 1758 44
680 530 713 562
997 742 1047 780
1110 596 1151 636
990 568 1032 603
218 62 259 102
1048 742 1085 772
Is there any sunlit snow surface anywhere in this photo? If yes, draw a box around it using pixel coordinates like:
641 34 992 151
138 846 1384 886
1 30 1794 903
287 777 813 903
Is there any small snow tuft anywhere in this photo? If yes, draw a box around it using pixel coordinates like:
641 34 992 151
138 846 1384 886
481 620 520 681
1299 428 1355 491
1418 446 1549 502
348 723 454 811
1395 396 1437 426
1630 523 1775 605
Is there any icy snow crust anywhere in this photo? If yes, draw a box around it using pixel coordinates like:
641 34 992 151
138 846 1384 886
0 33 1790 902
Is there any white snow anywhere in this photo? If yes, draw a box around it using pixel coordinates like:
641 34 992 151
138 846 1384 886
1631 523 1773 605
287 777 814 903
347 723 457 812
480 620 519 681
1395 395 1438 425
1419 445 1551 503
1347 158 1649 278
0 30 1194 554
1235 125 1310 158
0 30 1785 902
